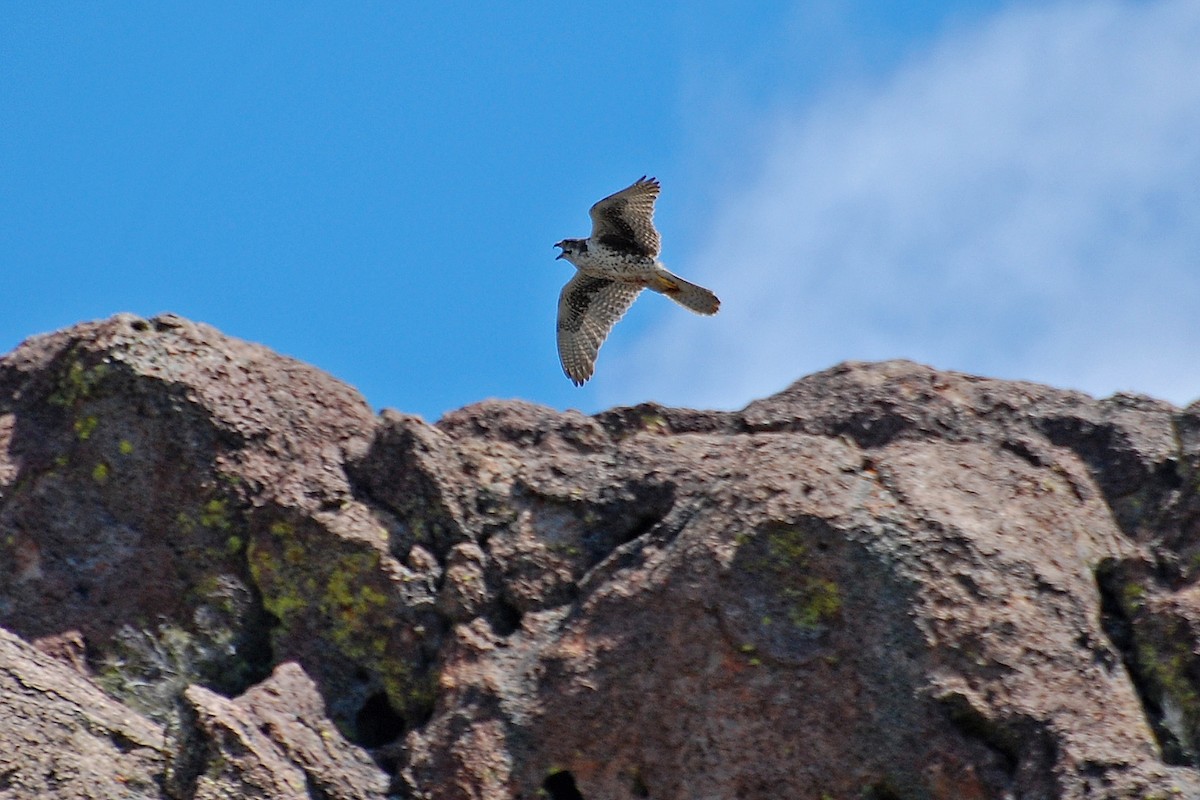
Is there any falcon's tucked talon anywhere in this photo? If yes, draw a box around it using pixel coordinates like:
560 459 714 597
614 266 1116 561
552 177 721 386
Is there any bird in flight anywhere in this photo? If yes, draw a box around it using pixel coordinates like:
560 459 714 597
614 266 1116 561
553 176 720 386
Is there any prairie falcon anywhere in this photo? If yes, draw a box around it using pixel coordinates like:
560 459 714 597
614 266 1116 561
553 176 720 386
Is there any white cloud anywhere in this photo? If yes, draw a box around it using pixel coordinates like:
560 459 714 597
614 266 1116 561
603 0 1200 410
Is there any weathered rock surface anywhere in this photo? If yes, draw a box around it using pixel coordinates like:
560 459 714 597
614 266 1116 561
2 313 1200 799
0 626 164 799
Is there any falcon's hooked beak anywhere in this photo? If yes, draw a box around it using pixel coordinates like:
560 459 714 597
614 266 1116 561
553 241 566 260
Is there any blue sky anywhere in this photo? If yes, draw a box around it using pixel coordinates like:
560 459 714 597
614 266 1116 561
3 2 1197 421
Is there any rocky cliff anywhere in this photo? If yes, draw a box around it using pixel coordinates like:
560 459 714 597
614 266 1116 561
2 313 1200 799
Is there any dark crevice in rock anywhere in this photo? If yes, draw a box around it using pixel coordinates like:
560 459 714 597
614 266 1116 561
105 727 148 755
939 692 1019 776
489 597 523 637
574 537 651 600
344 424 472 563
1096 562 1138 668
619 507 667 544
1036 417 1131 495
1156 458 1184 490
832 406 916 448
1034 411 1184 543
1000 437 1048 468
164 697 209 800
861 781 907 800
375 751 401 779
355 691 406 748
943 694 1062 796
304 771 332 800
575 504 698 600
593 402 744 439
199 582 277 703
542 770 585 800
1094 559 1189 765
580 482 676 568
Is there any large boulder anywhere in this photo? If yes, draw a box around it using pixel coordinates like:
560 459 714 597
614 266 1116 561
2 315 1199 799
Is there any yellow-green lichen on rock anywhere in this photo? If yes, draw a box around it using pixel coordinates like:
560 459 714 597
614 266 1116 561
91 461 110 484
758 526 843 632
247 514 437 724
74 415 99 441
1135 630 1200 761
48 358 109 408
721 522 850 667
1106 567 1200 765
199 498 232 531
781 577 842 630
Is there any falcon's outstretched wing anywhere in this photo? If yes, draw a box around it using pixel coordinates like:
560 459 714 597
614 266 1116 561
588 176 661 258
556 274 643 385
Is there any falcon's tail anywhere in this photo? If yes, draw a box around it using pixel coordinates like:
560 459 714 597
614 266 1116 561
650 269 720 315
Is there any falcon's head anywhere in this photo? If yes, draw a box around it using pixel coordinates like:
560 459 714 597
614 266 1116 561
554 239 587 264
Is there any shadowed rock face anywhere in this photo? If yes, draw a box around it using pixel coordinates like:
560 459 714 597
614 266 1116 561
2 314 1200 799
